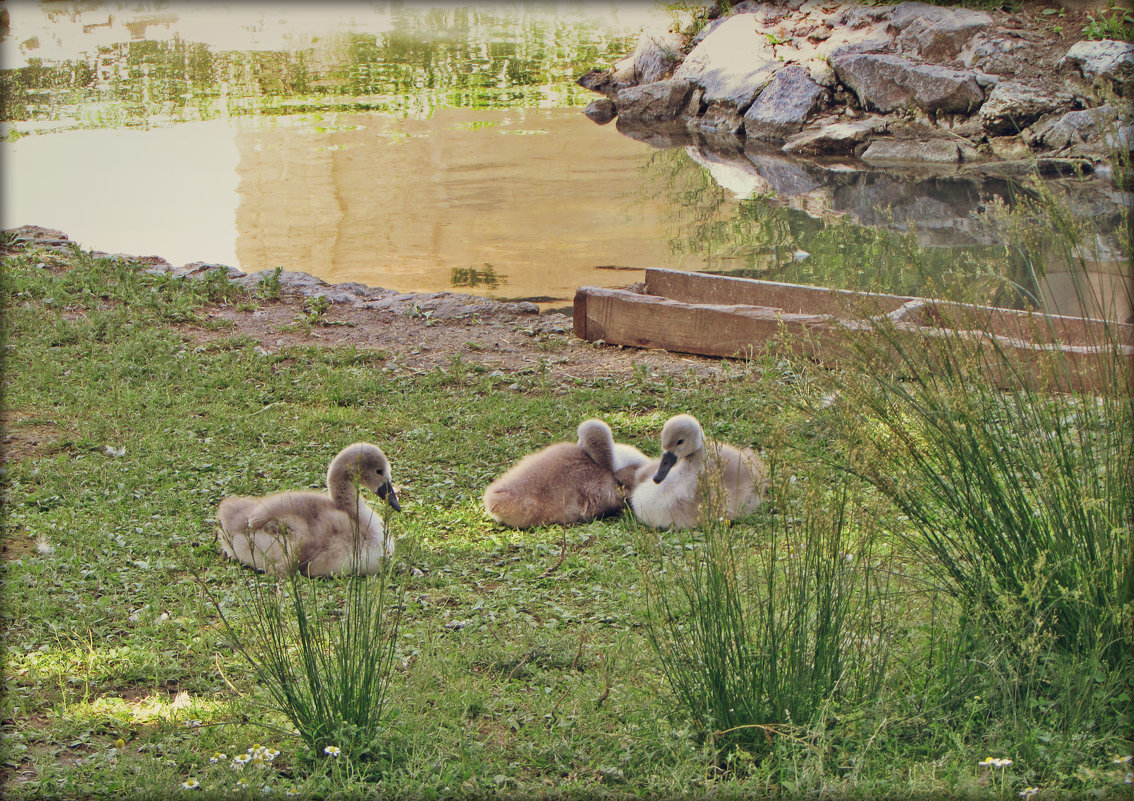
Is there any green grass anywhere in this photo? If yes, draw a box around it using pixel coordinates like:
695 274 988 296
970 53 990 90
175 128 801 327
1 244 1131 799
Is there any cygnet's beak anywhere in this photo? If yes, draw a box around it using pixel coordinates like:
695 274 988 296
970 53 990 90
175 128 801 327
653 451 678 484
377 481 401 512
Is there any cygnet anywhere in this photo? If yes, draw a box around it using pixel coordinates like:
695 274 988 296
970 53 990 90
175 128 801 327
630 414 766 530
483 419 648 528
216 442 400 576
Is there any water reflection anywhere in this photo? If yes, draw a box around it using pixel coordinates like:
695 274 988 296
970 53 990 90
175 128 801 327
1 2 645 131
630 129 1132 322
233 107 699 301
2 1 1129 320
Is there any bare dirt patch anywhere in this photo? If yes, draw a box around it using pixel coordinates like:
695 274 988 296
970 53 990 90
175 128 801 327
180 287 728 382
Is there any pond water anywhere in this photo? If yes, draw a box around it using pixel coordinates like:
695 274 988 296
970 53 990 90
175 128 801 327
2 1 1130 319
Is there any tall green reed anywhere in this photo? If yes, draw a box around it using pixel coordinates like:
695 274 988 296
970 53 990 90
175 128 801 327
207 496 402 757
793 264 1131 667
638 463 892 752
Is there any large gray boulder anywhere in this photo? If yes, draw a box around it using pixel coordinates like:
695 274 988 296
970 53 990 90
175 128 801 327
673 14 781 109
615 79 694 125
744 65 827 141
832 53 985 114
1059 39 1134 96
979 82 1076 135
890 2 994 62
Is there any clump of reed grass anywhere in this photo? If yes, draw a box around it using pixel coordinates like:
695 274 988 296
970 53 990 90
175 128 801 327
637 460 892 754
798 277 1131 669
205 495 402 758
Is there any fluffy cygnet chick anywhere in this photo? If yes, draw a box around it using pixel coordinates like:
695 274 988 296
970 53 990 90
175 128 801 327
630 414 767 530
216 443 400 576
483 419 648 528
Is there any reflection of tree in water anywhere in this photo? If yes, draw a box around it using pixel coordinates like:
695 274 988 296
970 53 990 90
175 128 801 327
450 264 501 289
1 6 635 129
639 147 1067 310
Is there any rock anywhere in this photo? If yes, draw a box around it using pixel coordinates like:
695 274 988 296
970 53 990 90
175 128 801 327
693 101 746 134
178 262 244 279
1031 107 1113 150
6 225 72 248
890 2 993 62
614 79 694 125
1059 39 1134 95
584 98 617 125
988 135 1034 160
782 118 885 156
960 34 1031 75
979 81 1075 136
832 53 985 115
1106 123 1134 153
744 65 827 141
673 14 780 109
576 68 622 99
861 138 961 164
622 19 686 84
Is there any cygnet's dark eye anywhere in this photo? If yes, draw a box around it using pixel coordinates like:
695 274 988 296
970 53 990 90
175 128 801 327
676 438 684 445
376 468 384 475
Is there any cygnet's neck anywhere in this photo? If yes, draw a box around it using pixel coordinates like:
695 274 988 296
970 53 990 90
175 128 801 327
327 464 364 516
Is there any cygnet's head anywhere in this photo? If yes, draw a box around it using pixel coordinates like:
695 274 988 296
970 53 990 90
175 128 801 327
653 414 704 483
334 443 401 511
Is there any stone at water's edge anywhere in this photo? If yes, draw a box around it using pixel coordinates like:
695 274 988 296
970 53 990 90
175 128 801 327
862 139 960 164
584 98 616 126
744 65 827 141
580 0 1131 169
781 119 885 157
614 79 694 125
832 54 985 115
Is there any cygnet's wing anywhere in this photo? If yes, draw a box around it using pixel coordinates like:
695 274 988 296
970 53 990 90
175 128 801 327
217 496 262 537
245 491 335 532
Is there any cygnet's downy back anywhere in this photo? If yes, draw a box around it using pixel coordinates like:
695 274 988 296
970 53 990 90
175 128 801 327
483 419 646 528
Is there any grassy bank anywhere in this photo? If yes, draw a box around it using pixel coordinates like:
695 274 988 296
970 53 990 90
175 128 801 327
1 241 1130 800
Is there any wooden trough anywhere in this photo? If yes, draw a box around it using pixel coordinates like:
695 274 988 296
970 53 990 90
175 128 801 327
573 269 1134 394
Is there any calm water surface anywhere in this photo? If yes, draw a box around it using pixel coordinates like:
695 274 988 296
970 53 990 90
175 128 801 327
2 1 1130 316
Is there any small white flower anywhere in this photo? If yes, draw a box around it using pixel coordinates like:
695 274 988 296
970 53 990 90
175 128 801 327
323 745 341 757
105 445 126 457
285 791 300 797
979 756 1012 767
184 720 202 729
1019 788 1038 799
181 778 201 790
1126 772 1133 785
235 777 250 788
1114 755 1133 765
208 752 226 764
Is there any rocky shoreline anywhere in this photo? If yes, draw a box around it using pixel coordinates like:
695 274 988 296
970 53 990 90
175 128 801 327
579 0 1133 175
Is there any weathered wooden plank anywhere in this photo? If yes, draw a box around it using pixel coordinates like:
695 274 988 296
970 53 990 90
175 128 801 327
573 282 1134 394
644 268 913 317
572 286 829 359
